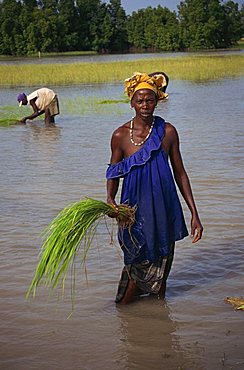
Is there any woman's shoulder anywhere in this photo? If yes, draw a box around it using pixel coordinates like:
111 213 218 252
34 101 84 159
154 116 177 136
164 121 177 135
163 121 180 149
112 120 130 138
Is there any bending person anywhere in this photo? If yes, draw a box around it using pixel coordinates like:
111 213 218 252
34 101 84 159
149 71 169 94
17 87 59 125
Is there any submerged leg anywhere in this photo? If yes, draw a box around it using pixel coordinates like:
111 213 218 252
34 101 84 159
45 108 55 124
157 243 175 299
157 281 166 299
116 266 137 305
119 279 137 305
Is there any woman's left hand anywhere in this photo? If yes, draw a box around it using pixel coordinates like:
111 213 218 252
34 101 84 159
191 215 203 243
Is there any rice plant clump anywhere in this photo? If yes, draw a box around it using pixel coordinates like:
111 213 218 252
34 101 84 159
27 198 136 299
0 109 22 126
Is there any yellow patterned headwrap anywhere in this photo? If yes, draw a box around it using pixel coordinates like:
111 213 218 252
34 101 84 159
125 72 168 101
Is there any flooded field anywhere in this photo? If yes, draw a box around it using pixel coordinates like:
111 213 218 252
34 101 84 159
0 73 243 369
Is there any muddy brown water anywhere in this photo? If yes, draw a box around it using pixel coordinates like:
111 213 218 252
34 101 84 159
0 76 244 369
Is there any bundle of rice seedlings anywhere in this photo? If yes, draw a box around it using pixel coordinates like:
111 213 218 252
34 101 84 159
27 198 136 299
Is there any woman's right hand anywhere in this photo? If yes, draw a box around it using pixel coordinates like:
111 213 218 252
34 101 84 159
107 199 119 218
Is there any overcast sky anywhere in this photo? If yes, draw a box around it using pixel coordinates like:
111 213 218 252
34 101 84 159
113 0 243 14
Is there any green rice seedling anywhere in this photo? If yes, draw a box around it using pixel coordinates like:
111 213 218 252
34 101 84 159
0 106 31 126
97 99 129 104
27 198 136 299
62 96 127 116
0 118 19 126
0 110 23 126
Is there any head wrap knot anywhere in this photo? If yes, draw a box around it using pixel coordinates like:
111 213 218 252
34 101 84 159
125 72 168 101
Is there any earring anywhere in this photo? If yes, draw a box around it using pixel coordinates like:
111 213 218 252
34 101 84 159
130 106 133 110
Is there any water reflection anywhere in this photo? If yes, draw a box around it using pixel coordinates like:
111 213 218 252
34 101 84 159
29 122 61 142
19 122 62 165
116 299 199 370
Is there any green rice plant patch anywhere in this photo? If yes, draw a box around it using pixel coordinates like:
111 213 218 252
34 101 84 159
0 105 32 126
0 109 24 126
62 96 126 116
0 118 20 126
1 54 243 86
98 99 129 104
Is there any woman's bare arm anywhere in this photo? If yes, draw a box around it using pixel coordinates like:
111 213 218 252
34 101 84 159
106 128 124 209
168 124 203 243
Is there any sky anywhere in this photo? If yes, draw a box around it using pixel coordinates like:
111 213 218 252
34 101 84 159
113 0 243 14
120 0 180 13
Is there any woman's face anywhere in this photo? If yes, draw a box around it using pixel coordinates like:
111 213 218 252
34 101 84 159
131 89 157 120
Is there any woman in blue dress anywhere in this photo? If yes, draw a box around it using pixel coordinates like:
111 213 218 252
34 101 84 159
106 72 203 304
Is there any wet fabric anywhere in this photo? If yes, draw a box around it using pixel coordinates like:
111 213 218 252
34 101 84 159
106 116 188 265
115 243 175 303
47 95 59 116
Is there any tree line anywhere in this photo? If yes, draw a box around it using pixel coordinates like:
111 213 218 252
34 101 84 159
0 0 243 56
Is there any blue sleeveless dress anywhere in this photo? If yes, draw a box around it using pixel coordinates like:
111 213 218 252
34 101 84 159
106 116 188 265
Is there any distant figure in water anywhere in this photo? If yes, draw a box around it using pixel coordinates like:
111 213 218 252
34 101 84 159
149 71 169 94
17 87 59 125
106 71 203 304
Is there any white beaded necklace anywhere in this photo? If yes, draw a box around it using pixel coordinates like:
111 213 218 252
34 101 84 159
130 117 155 146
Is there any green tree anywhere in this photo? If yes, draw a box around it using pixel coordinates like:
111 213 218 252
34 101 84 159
222 1 243 46
241 4 244 38
146 6 179 51
22 0 38 10
106 0 128 52
38 0 59 13
92 5 114 52
0 0 242 56
178 0 242 49
56 0 80 51
127 10 147 50
34 9 59 52
76 0 102 50
0 0 22 55
18 0 39 54
178 0 211 49
127 6 179 51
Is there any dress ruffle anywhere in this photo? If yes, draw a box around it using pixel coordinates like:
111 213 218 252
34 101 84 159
106 116 165 179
